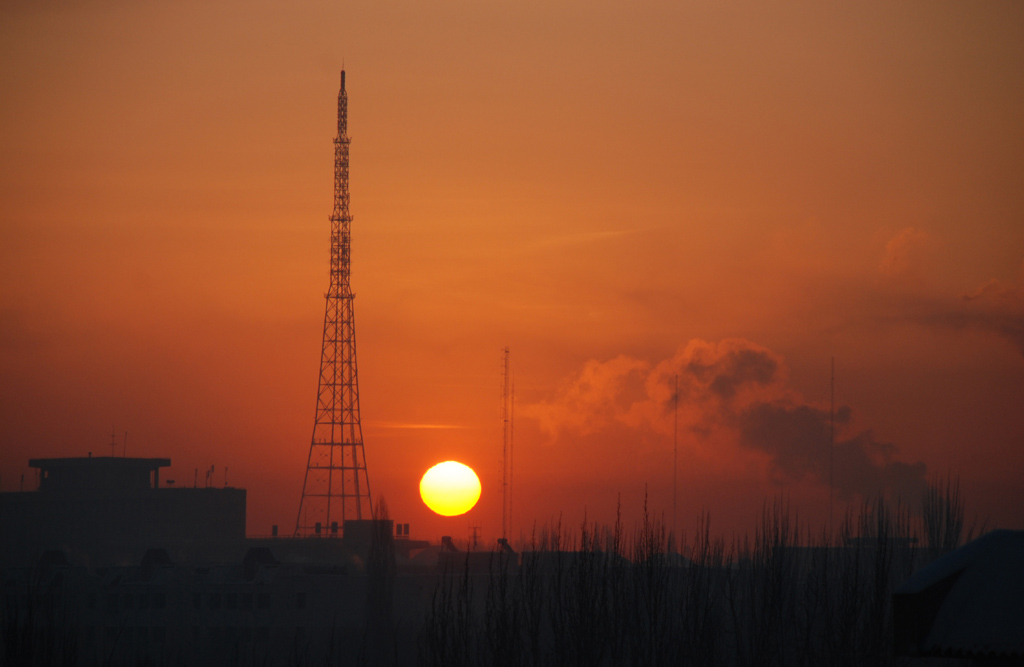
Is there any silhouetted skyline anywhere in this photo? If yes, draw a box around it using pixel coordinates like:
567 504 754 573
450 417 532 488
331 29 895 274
1 1 1022 542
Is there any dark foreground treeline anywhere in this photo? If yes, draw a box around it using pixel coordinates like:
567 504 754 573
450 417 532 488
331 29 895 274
2 480 976 666
421 480 976 667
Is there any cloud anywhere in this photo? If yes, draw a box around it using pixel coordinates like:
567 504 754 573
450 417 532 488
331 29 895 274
524 355 650 438
874 231 1024 358
532 229 636 250
880 227 929 277
889 269 1024 358
523 338 928 501
957 274 1024 356
675 338 781 401
736 402 926 500
368 422 468 430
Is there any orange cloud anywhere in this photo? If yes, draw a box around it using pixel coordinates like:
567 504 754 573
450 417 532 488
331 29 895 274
523 355 651 438
523 338 927 501
880 266 1024 358
880 227 929 277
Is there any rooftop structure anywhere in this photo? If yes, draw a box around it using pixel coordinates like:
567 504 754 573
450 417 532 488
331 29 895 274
30 456 169 493
894 529 1024 660
0 455 245 568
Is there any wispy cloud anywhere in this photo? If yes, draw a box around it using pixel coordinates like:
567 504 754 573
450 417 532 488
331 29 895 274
368 422 469 430
879 227 929 277
875 266 1024 359
531 229 636 250
522 338 928 501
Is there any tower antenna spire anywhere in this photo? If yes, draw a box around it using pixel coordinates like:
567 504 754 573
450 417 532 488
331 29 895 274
296 70 372 536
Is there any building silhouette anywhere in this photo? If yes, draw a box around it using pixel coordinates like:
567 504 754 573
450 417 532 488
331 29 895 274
0 455 244 569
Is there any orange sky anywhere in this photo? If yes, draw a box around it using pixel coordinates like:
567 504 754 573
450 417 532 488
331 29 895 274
2 1 1023 544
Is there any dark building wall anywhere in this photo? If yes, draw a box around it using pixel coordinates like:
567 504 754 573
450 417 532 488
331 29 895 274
2 456 246 568
1 556 392 667
0 487 246 568
32 457 170 494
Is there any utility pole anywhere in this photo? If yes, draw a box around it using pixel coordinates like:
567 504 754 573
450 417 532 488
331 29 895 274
501 347 512 540
673 374 679 540
296 70 372 536
829 356 835 536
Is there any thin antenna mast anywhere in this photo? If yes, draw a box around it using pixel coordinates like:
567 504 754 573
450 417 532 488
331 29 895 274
501 347 511 540
829 356 835 534
510 378 515 542
673 374 679 539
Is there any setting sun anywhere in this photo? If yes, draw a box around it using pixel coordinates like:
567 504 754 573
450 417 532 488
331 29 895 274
419 461 481 517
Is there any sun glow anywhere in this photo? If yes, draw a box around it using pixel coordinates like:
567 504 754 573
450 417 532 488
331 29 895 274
419 461 481 516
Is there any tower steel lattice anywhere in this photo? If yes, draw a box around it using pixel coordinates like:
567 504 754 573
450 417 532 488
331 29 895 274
296 70 372 536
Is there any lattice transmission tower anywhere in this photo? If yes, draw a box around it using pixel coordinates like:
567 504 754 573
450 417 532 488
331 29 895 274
296 70 372 536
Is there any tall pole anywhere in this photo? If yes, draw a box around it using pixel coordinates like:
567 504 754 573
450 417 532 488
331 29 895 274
501 347 511 540
672 374 679 540
510 379 515 543
296 70 372 536
829 356 835 536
